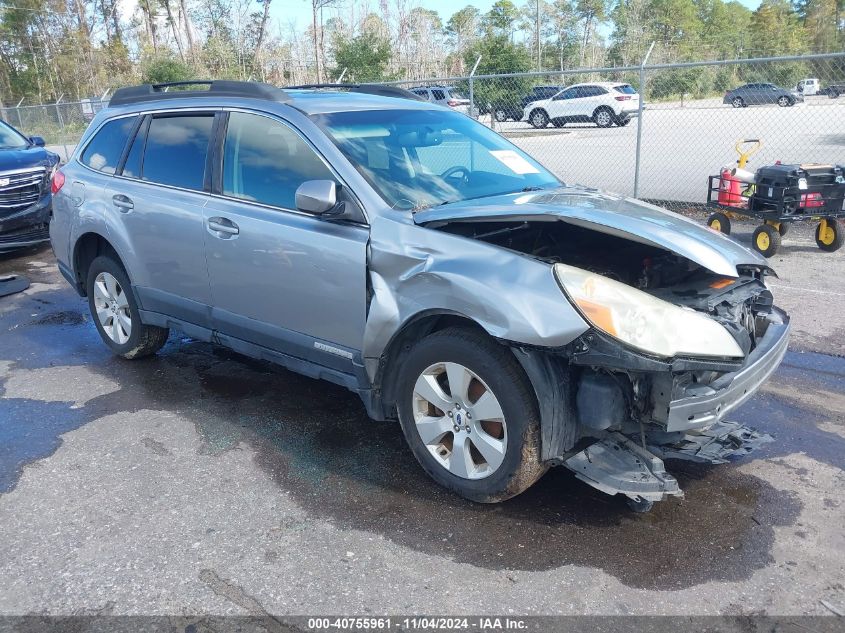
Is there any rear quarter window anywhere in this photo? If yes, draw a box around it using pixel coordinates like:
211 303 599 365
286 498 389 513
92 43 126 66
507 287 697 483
614 85 637 94
81 116 137 174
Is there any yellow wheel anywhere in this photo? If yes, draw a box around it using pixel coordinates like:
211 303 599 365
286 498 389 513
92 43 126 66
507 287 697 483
816 218 844 252
707 212 731 235
752 224 781 258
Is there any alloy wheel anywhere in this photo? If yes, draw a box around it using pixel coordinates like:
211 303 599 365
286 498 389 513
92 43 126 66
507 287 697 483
93 272 132 344
411 362 507 480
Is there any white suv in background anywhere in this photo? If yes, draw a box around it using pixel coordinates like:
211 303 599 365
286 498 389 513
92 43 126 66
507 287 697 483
411 86 472 116
522 82 640 128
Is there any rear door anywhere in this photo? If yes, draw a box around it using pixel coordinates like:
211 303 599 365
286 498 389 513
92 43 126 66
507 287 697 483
105 111 216 327
202 110 368 371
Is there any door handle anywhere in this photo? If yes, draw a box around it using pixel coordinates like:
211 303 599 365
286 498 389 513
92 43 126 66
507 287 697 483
112 194 133 212
207 217 239 238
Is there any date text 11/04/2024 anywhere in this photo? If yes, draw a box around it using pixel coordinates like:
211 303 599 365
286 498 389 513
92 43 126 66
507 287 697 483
306 617 528 630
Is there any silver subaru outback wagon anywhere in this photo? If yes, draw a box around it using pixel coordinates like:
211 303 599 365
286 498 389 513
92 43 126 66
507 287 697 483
50 80 789 511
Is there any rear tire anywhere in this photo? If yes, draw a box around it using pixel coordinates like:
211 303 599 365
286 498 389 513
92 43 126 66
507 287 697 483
86 255 169 359
731 97 745 108
752 224 781 258
778 222 790 237
828 88 839 99
395 327 547 503
816 218 843 252
494 108 508 122
593 107 614 128
529 109 549 129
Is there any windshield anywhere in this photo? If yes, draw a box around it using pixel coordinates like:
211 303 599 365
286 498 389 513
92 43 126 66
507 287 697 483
0 120 29 150
313 108 560 210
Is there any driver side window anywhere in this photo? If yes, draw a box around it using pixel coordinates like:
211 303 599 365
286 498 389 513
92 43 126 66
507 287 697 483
222 112 334 210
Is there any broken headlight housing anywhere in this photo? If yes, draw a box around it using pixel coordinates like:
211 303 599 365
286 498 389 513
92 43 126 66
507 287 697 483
553 263 744 359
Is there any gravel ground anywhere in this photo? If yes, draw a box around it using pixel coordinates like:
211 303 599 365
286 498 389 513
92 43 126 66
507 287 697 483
0 217 844 619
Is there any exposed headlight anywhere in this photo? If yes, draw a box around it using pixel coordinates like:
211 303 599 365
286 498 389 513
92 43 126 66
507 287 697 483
553 263 744 359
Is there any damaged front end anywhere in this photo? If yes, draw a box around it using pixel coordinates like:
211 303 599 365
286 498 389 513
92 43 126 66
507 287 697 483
420 200 789 509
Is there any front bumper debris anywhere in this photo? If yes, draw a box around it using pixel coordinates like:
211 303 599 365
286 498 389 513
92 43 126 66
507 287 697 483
563 420 772 506
563 433 683 504
647 420 773 464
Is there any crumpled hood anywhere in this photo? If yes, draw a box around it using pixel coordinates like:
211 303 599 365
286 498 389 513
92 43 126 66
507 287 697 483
413 186 769 277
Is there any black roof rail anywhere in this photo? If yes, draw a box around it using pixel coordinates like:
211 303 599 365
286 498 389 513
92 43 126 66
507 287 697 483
109 80 290 107
285 83 426 101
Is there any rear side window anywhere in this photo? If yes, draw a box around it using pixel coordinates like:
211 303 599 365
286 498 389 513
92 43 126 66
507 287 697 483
581 86 606 96
432 89 446 100
141 115 213 191
222 111 334 210
121 117 149 179
614 85 637 94
81 116 137 174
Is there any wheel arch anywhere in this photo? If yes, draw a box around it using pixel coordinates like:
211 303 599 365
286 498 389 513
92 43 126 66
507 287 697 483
373 310 578 462
373 310 491 420
71 231 127 296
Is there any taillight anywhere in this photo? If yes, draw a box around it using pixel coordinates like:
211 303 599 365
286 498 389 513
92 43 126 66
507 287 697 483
51 169 65 194
800 192 824 208
447 99 459 107
614 95 632 101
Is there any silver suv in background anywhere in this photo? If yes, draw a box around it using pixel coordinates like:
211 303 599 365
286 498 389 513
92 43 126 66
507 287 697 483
50 81 789 512
410 85 472 115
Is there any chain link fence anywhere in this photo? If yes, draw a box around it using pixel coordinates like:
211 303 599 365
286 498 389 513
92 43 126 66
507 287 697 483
1 52 843 213
389 51 845 212
0 98 108 161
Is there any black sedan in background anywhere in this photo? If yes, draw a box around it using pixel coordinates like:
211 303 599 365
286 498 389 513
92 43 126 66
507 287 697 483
0 119 60 253
724 83 803 108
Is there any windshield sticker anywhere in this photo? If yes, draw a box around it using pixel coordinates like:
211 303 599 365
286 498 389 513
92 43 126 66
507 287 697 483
489 150 540 175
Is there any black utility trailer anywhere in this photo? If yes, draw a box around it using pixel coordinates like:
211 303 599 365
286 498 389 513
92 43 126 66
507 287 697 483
706 163 845 257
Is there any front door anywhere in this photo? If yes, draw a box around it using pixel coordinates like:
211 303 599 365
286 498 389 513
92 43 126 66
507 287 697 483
203 111 368 373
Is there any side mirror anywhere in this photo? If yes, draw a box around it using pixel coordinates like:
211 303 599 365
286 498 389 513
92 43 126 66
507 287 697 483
295 180 337 215
29 136 46 147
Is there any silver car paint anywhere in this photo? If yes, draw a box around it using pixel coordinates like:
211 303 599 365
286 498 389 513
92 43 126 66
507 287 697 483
362 214 590 379
413 188 770 278
54 92 766 387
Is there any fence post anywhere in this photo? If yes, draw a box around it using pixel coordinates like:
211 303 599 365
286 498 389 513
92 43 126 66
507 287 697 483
15 98 24 129
469 55 482 121
54 94 69 160
633 41 655 199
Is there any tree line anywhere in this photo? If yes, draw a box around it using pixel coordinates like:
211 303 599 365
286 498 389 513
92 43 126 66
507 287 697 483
0 0 842 105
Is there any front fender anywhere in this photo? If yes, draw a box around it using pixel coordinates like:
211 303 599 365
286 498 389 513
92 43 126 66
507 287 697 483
363 215 589 380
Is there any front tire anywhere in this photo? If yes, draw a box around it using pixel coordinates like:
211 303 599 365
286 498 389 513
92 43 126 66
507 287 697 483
86 255 169 359
396 328 546 503
777 95 793 107
529 109 549 129
707 212 731 234
752 224 781 258
494 108 508 122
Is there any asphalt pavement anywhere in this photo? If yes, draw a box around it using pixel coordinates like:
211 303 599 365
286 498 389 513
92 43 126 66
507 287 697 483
0 218 844 618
